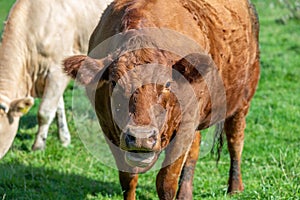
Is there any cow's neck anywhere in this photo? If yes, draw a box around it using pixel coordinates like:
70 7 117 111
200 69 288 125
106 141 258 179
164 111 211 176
0 1 31 100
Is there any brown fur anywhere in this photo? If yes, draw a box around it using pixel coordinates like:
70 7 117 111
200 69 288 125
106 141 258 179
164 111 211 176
64 0 260 199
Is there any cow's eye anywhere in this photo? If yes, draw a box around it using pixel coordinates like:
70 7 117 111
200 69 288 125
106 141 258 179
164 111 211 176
159 81 172 107
165 81 171 89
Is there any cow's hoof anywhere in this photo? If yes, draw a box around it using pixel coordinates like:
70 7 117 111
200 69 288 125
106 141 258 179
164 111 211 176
32 141 46 151
227 185 244 195
59 133 71 147
32 144 45 151
61 139 71 147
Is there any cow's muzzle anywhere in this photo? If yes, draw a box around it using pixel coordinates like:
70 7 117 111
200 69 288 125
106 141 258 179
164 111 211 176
121 125 161 168
123 125 159 151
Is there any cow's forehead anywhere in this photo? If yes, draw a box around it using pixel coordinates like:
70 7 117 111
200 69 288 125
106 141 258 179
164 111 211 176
111 60 172 94
111 47 175 72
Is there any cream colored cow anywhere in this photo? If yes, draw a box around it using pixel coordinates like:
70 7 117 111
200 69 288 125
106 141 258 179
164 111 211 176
0 0 112 158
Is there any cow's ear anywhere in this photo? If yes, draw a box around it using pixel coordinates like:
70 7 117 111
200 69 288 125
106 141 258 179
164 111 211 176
172 53 214 82
63 55 106 85
9 97 34 117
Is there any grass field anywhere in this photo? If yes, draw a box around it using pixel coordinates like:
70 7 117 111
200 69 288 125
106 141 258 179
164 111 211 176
0 0 300 199
0 0 15 38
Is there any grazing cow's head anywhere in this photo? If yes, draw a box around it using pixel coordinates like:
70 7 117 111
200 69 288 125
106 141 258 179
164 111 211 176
0 95 34 158
64 40 213 170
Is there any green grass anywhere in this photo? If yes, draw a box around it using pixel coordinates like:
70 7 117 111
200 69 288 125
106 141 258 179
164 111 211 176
0 0 15 36
1 0 300 199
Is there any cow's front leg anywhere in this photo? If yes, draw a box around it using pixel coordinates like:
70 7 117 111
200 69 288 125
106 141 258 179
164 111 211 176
32 68 70 150
224 106 249 193
119 171 138 200
156 152 188 200
176 132 201 200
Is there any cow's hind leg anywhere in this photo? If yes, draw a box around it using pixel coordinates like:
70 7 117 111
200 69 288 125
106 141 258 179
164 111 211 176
119 171 138 200
56 96 71 146
32 68 70 150
225 105 249 193
176 132 201 200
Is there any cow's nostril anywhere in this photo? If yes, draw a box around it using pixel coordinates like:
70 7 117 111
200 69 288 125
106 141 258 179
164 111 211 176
148 135 156 146
147 130 158 146
125 134 136 145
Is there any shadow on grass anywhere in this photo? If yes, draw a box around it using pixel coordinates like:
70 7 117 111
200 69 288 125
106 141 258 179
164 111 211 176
0 162 120 199
19 114 38 130
0 161 156 200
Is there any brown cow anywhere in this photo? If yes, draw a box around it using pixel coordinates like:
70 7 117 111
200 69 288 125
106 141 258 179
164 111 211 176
64 0 260 199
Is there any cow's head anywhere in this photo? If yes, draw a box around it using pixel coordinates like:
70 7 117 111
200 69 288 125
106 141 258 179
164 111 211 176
0 95 34 159
64 50 211 170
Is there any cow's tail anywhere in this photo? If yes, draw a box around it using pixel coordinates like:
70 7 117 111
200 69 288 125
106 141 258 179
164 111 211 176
211 121 225 165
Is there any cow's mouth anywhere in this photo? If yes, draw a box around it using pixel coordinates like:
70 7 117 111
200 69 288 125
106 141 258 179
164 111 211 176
125 151 158 168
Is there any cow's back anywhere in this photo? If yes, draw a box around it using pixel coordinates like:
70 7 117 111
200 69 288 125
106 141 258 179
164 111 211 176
3 0 107 59
24 0 110 64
